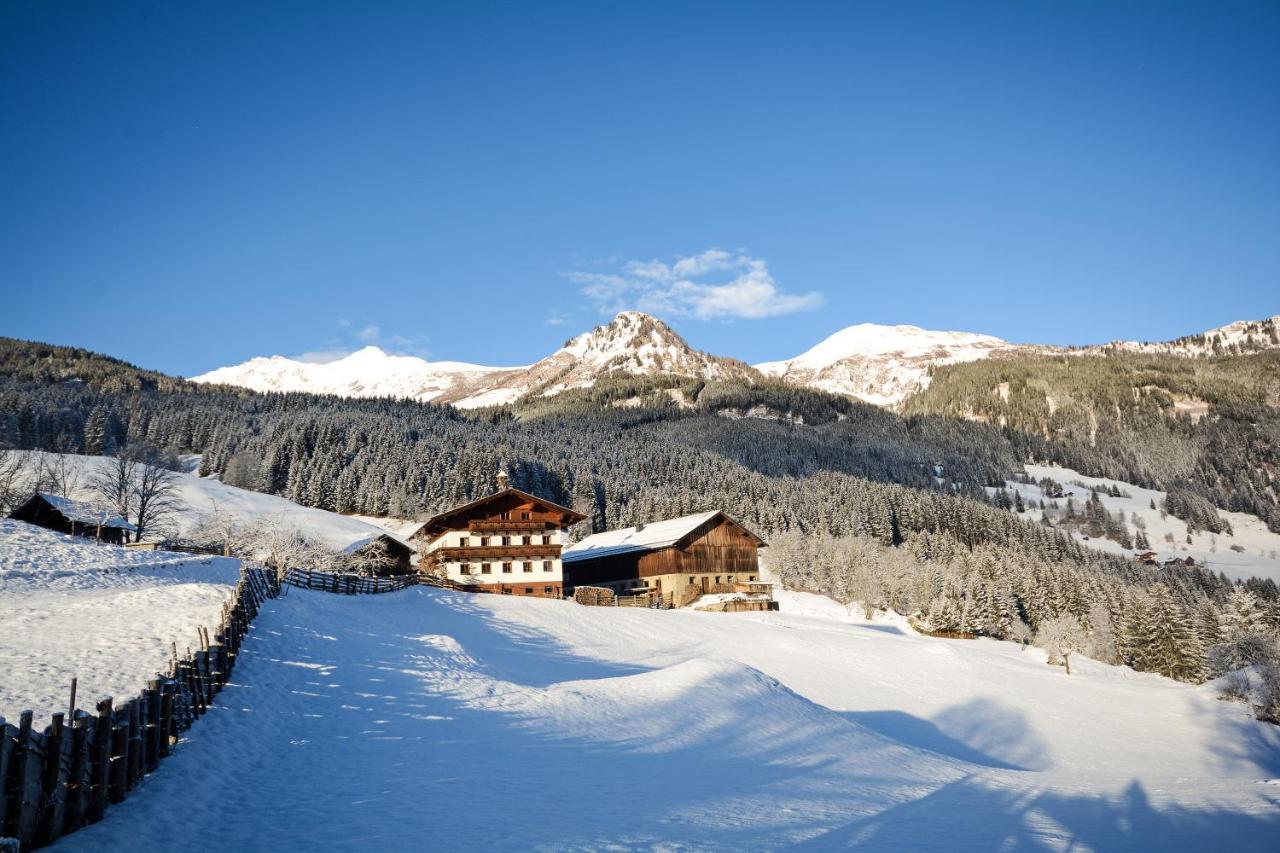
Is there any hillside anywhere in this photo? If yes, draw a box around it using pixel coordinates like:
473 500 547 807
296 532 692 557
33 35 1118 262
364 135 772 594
0 518 242 718
49 584 1280 851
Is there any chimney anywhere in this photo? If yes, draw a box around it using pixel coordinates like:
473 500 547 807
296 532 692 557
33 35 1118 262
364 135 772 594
496 470 509 491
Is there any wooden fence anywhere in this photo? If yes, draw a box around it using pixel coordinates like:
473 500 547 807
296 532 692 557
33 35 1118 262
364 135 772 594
284 569 416 595
0 566 278 853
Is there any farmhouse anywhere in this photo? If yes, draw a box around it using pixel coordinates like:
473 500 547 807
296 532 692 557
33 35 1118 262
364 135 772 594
414 472 586 597
8 492 137 544
561 510 767 605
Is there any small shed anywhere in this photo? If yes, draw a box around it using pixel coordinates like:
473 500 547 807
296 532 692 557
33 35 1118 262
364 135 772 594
342 533 415 576
9 492 137 544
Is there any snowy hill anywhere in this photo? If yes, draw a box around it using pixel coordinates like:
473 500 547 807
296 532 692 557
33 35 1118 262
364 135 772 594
756 323 1031 407
191 346 525 408
1090 315 1280 357
0 518 242 718
12 452 397 553
51 584 1280 851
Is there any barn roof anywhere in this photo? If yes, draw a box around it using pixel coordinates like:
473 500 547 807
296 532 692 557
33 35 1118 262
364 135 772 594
340 532 414 555
34 492 137 531
562 510 764 564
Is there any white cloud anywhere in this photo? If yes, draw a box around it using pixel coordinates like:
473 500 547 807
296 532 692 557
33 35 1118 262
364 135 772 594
357 324 381 342
570 249 821 320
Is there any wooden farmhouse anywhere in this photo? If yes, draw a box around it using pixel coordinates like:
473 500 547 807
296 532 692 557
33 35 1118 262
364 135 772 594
413 473 586 597
9 492 137 545
562 510 767 604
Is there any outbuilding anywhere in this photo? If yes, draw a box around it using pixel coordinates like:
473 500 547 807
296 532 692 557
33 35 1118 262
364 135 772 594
8 492 137 544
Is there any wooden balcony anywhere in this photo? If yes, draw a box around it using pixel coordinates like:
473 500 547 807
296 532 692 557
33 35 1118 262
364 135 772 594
433 545 563 561
468 520 551 532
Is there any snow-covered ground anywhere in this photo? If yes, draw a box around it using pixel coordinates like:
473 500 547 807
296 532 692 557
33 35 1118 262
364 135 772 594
1003 463 1280 584
51 582 1280 851
13 452 394 552
0 519 241 719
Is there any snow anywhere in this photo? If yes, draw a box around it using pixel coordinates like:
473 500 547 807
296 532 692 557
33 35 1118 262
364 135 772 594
0 519 241 719
191 346 524 406
1004 463 1280 584
29 491 135 530
14 452 396 553
563 509 721 563
756 323 1030 407
46 578 1280 851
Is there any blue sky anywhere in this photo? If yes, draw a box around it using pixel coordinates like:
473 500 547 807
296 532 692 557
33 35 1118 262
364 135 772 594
2 1 1277 375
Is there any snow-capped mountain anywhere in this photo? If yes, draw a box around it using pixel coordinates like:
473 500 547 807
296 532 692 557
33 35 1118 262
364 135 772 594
194 312 1280 412
193 312 758 408
1088 315 1280 357
191 347 525 407
755 324 1031 407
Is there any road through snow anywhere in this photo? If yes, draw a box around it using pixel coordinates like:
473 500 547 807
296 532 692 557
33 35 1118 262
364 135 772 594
51 587 1280 852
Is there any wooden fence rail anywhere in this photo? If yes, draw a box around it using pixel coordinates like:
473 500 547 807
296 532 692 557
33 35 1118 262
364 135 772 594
0 565 278 853
283 569 416 595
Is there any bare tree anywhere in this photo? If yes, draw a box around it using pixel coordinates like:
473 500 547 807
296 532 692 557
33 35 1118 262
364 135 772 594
0 449 31 514
1036 614 1087 675
41 452 83 500
244 515 337 582
90 452 137 524
188 501 242 557
130 446 181 541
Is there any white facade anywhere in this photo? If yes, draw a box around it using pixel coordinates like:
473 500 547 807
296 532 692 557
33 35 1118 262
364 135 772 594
422 527 567 588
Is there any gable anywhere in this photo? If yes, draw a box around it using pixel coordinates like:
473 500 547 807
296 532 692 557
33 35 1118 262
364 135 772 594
416 488 585 539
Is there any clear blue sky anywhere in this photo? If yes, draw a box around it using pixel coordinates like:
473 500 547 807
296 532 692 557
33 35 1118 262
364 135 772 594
2 1 1277 375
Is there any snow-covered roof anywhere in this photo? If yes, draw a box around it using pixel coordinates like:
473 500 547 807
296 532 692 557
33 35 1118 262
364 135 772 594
36 493 136 531
340 532 413 555
563 510 740 563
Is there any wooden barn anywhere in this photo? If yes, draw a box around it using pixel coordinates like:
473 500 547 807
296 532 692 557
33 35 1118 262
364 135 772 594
8 492 137 544
561 510 767 606
414 472 586 597
342 533 415 576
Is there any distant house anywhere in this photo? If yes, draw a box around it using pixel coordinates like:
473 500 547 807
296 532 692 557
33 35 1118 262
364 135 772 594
9 492 137 544
561 510 767 605
342 533 415 576
413 472 586 597
1134 550 1158 565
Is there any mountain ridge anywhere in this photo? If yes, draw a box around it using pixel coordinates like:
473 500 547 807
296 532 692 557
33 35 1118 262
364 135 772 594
191 312 1280 409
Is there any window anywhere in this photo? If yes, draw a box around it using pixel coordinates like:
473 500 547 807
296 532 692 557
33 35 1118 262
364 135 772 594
521 535 531 545
523 562 533 573
501 535 511 546
480 536 490 547
520 511 530 520
460 564 472 575
748 575 756 581
502 562 512 574
543 586 552 594
524 587 533 594
459 537 469 548
541 561 550 572
481 563 492 574
689 577 696 584
500 511 510 520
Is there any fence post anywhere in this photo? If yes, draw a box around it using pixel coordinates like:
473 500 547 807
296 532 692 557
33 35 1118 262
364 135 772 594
87 699 111 823
106 708 127 804
38 712 67 846
0 717 15 839
16 712 42 852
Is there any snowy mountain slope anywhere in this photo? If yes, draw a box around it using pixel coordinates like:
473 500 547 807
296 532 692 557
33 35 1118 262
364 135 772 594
756 323 1033 406
1001 463 1280 584
191 346 524 406
13 452 395 552
53 587 1280 851
192 311 1279 411
192 312 758 408
0 518 241 718
1091 315 1280 357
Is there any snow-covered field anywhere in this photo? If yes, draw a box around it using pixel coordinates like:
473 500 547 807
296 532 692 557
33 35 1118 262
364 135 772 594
1005 463 1280 584
50 582 1280 851
0 519 241 719
14 452 394 552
